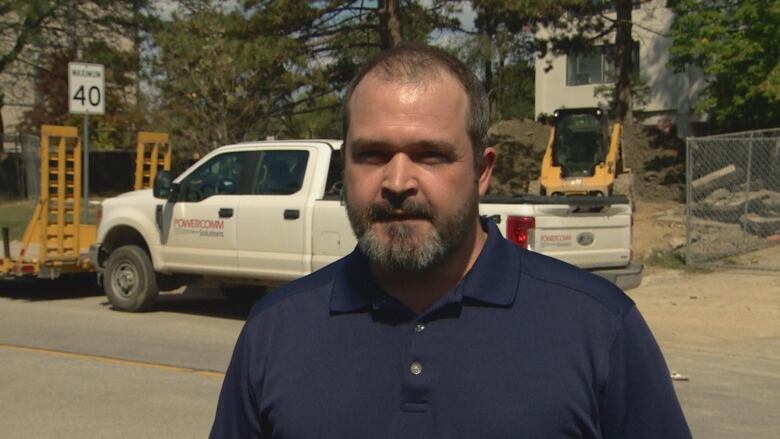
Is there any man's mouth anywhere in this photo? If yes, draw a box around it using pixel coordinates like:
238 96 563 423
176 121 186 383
368 202 434 224
374 214 428 223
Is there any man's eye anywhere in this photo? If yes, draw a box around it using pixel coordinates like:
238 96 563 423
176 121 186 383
417 151 450 164
355 151 387 164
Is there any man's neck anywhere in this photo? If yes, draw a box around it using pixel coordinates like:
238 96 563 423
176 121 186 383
370 221 488 315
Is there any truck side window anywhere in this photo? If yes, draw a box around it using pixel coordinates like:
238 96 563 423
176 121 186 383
180 152 248 202
252 150 310 195
323 151 343 198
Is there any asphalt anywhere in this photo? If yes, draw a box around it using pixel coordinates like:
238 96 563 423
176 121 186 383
1 275 778 438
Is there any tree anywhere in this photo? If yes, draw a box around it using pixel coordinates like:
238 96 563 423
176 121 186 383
151 5 313 153
533 0 642 122
668 0 780 132
613 0 633 121
151 0 454 155
460 1 541 120
1 1 152 141
379 0 403 48
0 1 60 137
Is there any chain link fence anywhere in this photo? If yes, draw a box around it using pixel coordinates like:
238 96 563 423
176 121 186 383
1 133 41 201
685 128 780 271
1 132 142 202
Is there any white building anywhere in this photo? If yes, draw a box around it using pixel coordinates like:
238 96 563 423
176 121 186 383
534 0 706 137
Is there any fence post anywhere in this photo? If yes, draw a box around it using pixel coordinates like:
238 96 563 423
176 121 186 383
685 137 693 266
741 137 753 249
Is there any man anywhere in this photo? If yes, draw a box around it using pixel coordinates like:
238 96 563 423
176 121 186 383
211 43 691 438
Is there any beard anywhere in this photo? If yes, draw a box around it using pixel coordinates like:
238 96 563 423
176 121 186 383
345 186 480 273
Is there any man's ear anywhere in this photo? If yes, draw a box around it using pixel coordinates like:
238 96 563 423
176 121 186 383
477 147 496 197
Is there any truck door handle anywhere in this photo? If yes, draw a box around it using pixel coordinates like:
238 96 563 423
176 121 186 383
155 204 163 230
284 209 299 220
218 208 234 218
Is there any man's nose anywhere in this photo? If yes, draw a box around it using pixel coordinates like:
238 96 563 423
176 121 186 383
381 153 417 199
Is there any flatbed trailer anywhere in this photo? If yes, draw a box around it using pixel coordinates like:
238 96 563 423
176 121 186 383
1 127 171 279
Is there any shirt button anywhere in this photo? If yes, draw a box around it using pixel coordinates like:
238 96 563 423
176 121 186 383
414 323 425 333
410 361 423 375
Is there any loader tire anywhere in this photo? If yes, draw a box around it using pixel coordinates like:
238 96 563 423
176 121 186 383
527 179 542 195
104 245 159 312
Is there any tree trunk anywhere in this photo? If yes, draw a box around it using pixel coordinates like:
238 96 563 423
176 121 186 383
0 92 5 148
613 0 633 123
378 0 402 49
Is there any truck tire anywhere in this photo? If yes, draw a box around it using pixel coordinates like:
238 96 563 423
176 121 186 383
104 245 159 312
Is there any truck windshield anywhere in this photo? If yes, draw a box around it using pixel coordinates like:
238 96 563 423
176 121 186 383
554 114 605 177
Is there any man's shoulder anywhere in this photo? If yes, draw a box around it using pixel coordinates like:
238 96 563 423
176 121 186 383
247 258 344 319
516 246 635 318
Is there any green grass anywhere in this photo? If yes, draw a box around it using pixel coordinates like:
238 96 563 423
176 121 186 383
0 199 101 242
0 201 36 241
645 249 711 273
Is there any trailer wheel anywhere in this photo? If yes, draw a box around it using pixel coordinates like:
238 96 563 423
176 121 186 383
104 245 158 312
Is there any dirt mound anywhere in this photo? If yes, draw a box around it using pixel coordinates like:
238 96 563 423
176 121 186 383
622 123 685 203
487 118 549 195
486 118 686 201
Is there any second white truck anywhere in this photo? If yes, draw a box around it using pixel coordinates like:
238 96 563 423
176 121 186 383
91 140 642 312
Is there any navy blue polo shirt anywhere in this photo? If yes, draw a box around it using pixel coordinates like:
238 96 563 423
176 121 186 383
211 219 690 438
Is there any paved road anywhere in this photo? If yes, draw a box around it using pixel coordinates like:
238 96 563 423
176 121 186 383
1 273 778 438
665 342 780 439
0 278 248 438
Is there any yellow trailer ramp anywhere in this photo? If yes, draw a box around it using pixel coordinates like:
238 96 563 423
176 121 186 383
134 131 171 190
0 125 96 279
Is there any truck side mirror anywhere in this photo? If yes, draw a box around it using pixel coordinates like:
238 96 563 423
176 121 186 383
153 170 173 199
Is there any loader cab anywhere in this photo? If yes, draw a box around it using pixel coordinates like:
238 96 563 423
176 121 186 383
552 108 609 178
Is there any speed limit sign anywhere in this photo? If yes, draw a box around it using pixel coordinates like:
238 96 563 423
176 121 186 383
68 62 105 115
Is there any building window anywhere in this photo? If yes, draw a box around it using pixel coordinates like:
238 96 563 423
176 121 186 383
566 42 639 86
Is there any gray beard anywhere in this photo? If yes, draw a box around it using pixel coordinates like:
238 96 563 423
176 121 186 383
345 186 479 273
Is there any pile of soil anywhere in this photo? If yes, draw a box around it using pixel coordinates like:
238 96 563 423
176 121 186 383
487 118 548 195
621 122 686 202
486 118 687 202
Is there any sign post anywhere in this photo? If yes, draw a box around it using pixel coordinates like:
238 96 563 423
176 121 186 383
68 62 105 224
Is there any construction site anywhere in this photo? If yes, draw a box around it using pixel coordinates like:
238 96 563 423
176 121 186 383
1 118 778 438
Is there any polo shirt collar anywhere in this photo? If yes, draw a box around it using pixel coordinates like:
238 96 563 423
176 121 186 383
330 217 522 313
460 218 522 306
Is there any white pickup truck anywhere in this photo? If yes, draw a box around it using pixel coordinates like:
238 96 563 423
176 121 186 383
91 140 642 312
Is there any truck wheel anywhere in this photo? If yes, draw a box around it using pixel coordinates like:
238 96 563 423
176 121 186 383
104 245 159 312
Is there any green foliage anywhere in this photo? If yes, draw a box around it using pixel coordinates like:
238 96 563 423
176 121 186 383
151 1 457 155
152 2 341 154
493 60 535 119
456 1 540 121
0 201 35 241
6 1 153 151
20 43 145 151
594 72 651 117
530 0 638 121
668 0 780 132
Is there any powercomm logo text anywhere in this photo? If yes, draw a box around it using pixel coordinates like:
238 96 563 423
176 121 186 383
173 218 225 237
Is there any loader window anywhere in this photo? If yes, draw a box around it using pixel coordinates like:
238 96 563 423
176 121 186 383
554 114 606 178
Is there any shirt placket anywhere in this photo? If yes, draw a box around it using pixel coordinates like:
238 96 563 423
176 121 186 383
392 316 433 438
